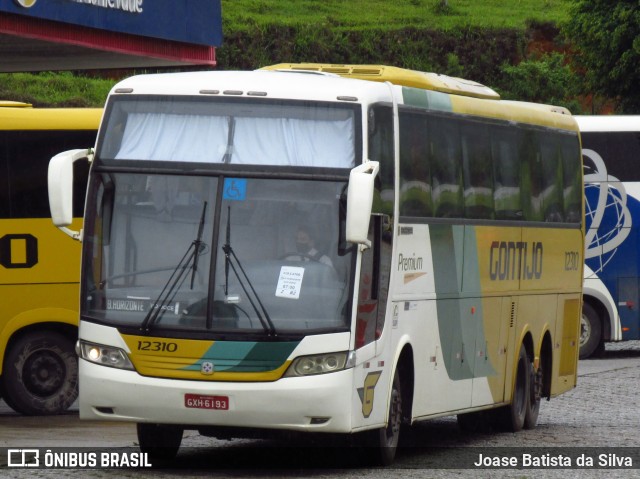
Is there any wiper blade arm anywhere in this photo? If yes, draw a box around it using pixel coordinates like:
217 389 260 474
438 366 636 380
223 244 276 336
141 202 208 333
190 201 208 289
222 206 276 336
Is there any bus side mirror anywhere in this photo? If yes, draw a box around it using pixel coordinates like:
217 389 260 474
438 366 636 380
346 161 379 247
48 148 93 240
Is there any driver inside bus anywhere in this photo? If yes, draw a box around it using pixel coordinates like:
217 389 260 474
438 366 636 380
284 225 334 268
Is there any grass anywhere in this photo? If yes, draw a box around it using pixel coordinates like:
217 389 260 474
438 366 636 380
0 72 115 107
0 0 574 106
221 0 572 32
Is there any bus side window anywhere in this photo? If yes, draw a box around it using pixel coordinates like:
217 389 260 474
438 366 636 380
461 120 494 219
520 128 544 222
539 131 564 222
368 104 395 217
430 117 463 218
399 111 432 217
561 133 583 224
492 126 521 220
0 133 9 218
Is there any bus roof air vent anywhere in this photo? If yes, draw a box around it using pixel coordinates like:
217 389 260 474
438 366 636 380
0 101 32 108
261 63 500 100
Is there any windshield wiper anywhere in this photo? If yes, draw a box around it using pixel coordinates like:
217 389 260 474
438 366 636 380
220 206 276 336
140 202 208 332
190 202 208 289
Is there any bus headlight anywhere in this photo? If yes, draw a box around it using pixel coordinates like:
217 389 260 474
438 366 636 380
77 340 134 371
284 351 355 377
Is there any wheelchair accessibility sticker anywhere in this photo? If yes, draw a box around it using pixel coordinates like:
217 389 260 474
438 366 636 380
223 178 247 201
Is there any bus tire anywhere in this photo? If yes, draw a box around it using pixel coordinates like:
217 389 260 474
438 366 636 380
370 369 403 466
1 331 78 415
579 302 602 359
137 423 183 463
495 344 528 432
524 352 542 429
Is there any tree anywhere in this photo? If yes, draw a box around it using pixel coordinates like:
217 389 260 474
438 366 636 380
496 52 583 114
564 0 640 113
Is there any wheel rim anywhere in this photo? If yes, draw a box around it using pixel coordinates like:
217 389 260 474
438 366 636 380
384 385 402 447
580 313 591 347
22 350 66 397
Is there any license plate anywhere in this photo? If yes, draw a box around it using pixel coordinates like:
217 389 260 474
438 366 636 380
184 394 229 410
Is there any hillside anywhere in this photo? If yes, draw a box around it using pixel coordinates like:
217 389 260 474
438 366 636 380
221 0 571 32
1 0 574 107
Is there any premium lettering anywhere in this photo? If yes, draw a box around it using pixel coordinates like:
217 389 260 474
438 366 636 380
398 253 423 272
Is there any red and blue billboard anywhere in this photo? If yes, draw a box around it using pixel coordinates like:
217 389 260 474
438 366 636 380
1 0 222 47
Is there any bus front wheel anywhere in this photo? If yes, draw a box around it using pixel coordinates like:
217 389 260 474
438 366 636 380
1 331 78 415
370 369 403 466
137 423 183 463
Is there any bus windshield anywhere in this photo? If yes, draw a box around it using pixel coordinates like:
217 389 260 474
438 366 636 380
98 96 357 168
82 173 354 336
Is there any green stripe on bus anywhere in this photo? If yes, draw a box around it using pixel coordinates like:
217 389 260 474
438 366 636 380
181 340 300 373
402 87 453 112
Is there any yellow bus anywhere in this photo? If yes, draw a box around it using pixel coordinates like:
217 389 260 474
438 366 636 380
49 65 583 464
0 102 101 415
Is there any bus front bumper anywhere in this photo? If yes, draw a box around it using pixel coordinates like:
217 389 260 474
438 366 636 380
79 359 355 433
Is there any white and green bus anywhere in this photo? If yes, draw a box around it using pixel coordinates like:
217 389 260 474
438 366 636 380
48 64 583 464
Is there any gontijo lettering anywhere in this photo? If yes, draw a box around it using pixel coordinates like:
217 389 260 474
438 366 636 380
489 241 543 281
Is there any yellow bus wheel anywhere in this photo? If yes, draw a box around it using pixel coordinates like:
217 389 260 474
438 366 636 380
1 331 77 415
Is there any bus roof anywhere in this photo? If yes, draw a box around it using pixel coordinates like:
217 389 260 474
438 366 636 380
575 115 640 132
0 101 32 108
0 107 102 130
109 68 578 133
261 63 500 100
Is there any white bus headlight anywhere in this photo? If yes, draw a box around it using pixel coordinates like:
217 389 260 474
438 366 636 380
284 351 354 377
77 340 134 370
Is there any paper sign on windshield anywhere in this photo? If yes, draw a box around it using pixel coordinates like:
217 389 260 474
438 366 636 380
276 266 305 299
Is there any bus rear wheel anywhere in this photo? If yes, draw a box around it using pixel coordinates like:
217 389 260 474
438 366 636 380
524 352 542 429
1 331 78 415
137 423 183 463
495 344 529 432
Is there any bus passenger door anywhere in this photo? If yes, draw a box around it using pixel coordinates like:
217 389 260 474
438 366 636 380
352 215 391 429
354 215 390 354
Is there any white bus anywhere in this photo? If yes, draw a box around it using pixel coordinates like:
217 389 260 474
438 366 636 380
48 64 583 464
578 115 640 358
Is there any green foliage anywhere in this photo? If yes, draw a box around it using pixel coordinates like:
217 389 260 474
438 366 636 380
221 0 572 32
0 0 583 108
218 26 525 88
0 72 114 107
495 52 584 113
564 0 640 113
